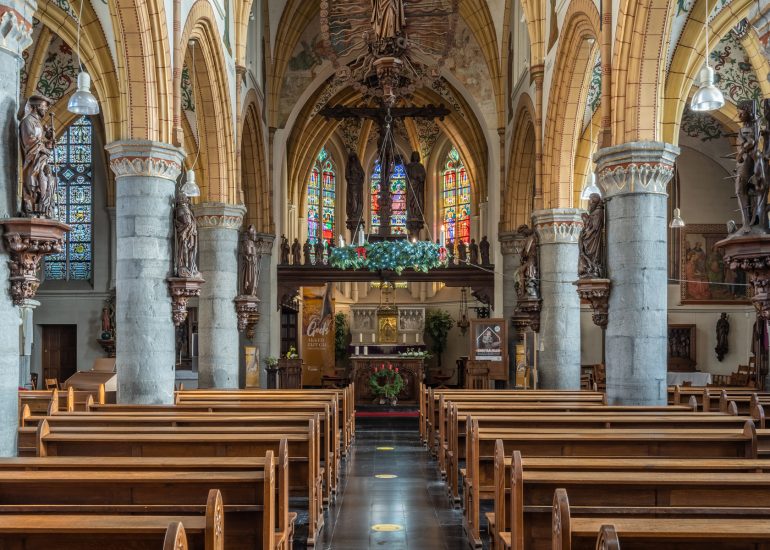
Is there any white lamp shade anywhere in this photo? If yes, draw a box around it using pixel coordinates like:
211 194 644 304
670 207 686 228
580 172 602 200
181 169 201 197
67 71 100 115
690 65 725 112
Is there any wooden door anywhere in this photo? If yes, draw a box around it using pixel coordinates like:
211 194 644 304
41 325 77 385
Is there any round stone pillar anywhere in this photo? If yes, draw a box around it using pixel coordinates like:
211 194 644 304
532 209 583 389
595 141 679 405
0 0 36 456
248 233 274 387
499 231 525 384
194 204 246 388
106 140 185 404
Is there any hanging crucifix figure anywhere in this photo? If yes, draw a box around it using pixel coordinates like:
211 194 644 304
320 103 449 238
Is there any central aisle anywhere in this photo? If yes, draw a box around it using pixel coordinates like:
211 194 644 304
316 420 472 550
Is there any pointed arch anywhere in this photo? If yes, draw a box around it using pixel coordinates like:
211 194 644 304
503 93 536 231
242 89 272 233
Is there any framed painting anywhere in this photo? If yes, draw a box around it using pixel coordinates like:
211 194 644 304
679 224 750 304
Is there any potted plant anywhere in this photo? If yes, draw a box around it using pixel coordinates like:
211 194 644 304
369 364 405 405
278 346 302 388
424 309 454 368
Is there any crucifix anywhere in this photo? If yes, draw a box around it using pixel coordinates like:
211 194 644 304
319 103 450 238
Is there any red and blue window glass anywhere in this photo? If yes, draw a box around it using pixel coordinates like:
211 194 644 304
45 116 93 281
307 147 335 246
370 159 407 235
443 147 470 243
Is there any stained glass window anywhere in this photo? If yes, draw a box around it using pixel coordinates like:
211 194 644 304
370 159 407 235
45 116 93 281
442 147 471 244
307 147 335 260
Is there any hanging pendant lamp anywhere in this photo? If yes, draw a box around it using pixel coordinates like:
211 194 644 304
68 0 99 115
691 13 724 112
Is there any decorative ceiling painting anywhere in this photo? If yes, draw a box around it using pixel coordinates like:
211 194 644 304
710 25 761 104
680 106 726 142
36 34 79 102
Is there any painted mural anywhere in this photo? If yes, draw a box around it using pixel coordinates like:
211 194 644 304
445 19 495 125
680 107 726 142
711 28 761 104
279 19 325 126
36 34 78 102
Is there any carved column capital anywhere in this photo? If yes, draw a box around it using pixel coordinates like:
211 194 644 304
594 141 680 198
252 232 275 255
532 208 583 245
498 230 527 256
0 1 36 59
193 203 247 230
105 140 185 182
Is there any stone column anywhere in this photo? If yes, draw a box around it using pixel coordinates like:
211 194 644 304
106 140 185 404
106 206 117 290
249 233 274 387
595 141 679 405
0 0 36 456
18 298 38 388
194 204 246 388
532 209 583 389
499 231 525 384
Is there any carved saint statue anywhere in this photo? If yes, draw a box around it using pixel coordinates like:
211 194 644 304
314 238 325 266
406 151 426 222
577 193 605 279
479 236 490 266
239 225 260 297
280 235 290 265
735 102 758 233
457 240 467 264
370 0 405 41
346 152 365 228
715 312 730 362
303 239 312 266
291 238 302 265
19 95 57 218
174 193 200 278
515 225 539 300
469 239 479 264
756 99 770 231
447 239 455 266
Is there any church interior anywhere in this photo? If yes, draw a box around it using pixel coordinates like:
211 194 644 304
3 0 770 548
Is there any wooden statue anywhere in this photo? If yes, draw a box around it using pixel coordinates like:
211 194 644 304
239 225 260 296
279 235 290 265
479 236 490 266
457 240 467 264
291 238 301 265
173 193 199 278
314 238 325 266
406 151 426 223
370 0 405 41
515 224 539 299
303 239 312 266
578 193 605 278
345 151 365 234
735 101 758 233
469 238 479 265
447 239 455 266
715 312 730 362
19 95 57 218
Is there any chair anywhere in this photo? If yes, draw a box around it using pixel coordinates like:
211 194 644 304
44 378 59 390
30 373 38 390
465 361 489 389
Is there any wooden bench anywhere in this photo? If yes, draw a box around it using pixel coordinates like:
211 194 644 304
0 489 223 550
464 419 759 547
550 488 770 550
36 419 323 546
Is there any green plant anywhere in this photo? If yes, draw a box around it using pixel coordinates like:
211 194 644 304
329 240 446 274
285 346 298 359
424 309 454 367
264 356 279 368
369 366 405 400
334 312 349 361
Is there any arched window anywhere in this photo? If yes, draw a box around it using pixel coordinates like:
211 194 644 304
307 147 336 246
45 116 93 281
370 159 407 235
442 147 471 244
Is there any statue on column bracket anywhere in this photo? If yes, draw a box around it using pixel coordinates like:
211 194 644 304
173 193 200 279
514 225 539 300
345 151 365 239
19 95 58 219
279 235 290 265
291 238 301 265
733 101 763 234
239 225 261 296
479 236 491 266
577 193 606 279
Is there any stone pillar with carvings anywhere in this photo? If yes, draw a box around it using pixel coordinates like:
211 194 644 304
595 141 679 405
532 209 583 389
0 0 36 456
249 232 274 387
106 140 185 404
194 204 246 388
499 230 525 381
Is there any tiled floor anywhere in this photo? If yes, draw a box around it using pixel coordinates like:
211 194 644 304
308 419 481 550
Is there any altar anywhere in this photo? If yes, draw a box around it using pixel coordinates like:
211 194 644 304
351 356 425 406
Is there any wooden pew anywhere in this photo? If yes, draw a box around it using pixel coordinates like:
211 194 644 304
85 400 339 500
445 406 746 504
0 490 223 550
550 488 770 550
18 388 59 422
36 419 323 546
464 418 759 547
495 450 770 550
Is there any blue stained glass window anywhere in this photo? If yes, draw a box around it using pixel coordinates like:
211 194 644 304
307 147 335 262
370 159 407 235
45 116 93 281
443 147 471 244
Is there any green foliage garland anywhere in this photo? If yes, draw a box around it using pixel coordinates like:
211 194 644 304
369 368 405 400
329 241 445 274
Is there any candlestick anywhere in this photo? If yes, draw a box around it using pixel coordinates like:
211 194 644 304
402 333 406 344
440 224 446 247
339 235 345 247
371 333 376 343
358 229 365 247
359 333 363 343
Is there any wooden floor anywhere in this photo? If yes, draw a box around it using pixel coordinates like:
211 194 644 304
310 418 477 550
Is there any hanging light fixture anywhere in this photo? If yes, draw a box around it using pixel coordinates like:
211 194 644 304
181 40 201 198
68 0 99 115
457 287 470 335
690 11 724 112
669 165 686 228
580 113 601 200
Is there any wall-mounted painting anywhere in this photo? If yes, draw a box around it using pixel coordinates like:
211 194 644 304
679 224 750 304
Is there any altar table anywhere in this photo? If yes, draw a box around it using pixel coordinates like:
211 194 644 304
350 356 425 406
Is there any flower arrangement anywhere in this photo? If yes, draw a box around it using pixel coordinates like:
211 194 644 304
264 356 279 368
398 348 432 359
369 363 405 403
329 240 446 274
285 346 298 359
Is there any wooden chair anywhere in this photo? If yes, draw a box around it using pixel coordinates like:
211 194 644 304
465 362 489 389
44 378 59 390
